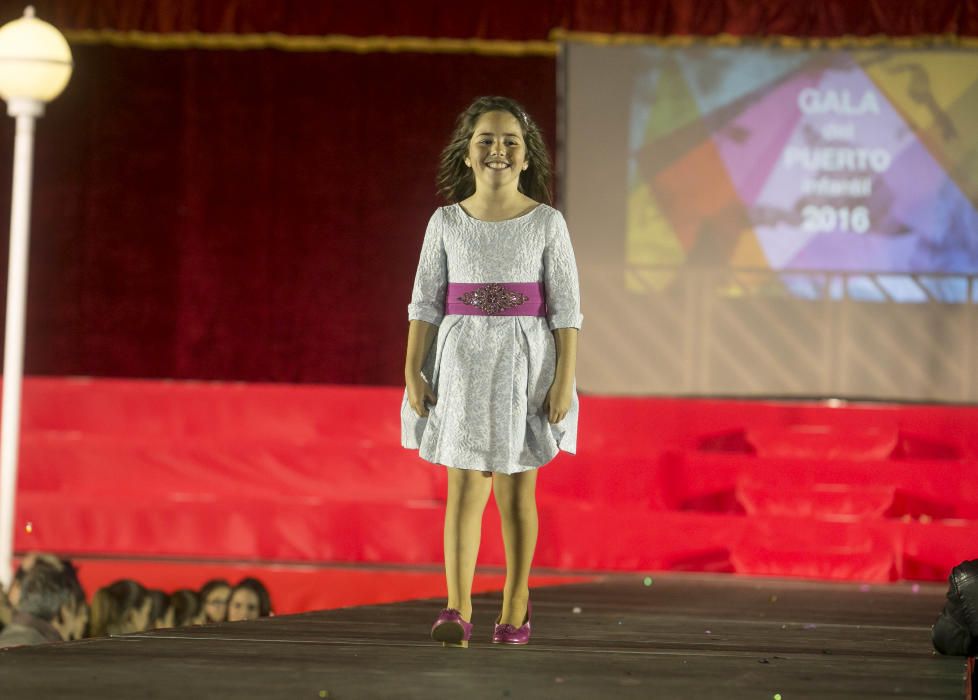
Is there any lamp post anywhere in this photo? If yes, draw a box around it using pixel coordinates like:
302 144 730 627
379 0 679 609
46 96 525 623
0 6 72 589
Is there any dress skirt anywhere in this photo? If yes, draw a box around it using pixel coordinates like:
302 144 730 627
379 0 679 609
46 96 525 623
400 203 583 475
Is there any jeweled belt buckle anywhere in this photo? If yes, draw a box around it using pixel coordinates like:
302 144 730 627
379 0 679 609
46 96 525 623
457 283 530 315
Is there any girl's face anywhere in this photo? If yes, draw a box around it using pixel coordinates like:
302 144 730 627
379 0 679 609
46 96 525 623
203 585 231 623
227 589 261 622
465 110 528 194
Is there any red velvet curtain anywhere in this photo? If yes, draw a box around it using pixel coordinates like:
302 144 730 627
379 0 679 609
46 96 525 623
18 0 978 39
0 45 556 384
0 1 972 386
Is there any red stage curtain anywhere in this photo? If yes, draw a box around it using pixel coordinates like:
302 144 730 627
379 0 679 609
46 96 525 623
21 0 978 39
0 45 557 384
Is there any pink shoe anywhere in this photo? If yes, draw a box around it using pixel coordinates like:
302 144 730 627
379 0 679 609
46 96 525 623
431 608 472 646
492 599 531 645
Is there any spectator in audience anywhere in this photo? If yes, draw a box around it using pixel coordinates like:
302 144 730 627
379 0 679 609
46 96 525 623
199 578 231 623
8 552 64 608
227 578 272 621
170 589 206 627
148 589 173 629
4 553 87 640
0 562 85 648
3 560 281 638
90 579 151 637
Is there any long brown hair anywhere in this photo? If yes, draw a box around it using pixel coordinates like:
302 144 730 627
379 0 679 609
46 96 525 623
170 588 202 627
90 579 148 637
437 96 552 204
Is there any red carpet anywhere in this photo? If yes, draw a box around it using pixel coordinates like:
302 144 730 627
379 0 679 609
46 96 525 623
11 377 978 582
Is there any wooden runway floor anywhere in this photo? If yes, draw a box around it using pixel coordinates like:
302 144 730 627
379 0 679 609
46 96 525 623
0 573 965 699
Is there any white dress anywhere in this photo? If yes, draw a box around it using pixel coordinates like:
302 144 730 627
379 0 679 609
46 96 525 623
400 203 584 474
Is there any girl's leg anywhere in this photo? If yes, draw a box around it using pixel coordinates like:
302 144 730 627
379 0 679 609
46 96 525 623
443 467 493 621
492 468 538 627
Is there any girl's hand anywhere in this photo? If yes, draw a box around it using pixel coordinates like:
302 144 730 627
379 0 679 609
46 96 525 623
543 377 573 424
406 372 437 418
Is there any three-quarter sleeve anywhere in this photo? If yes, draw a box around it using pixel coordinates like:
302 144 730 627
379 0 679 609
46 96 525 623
543 211 584 331
407 209 448 326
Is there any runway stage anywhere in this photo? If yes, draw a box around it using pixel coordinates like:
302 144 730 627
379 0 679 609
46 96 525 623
0 573 964 699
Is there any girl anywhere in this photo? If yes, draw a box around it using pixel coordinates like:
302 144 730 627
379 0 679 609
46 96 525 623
89 579 151 637
169 588 205 627
148 589 173 629
199 578 232 623
227 577 272 621
401 96 582 647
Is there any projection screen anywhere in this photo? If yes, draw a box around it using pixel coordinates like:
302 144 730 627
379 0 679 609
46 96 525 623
563 42 978 401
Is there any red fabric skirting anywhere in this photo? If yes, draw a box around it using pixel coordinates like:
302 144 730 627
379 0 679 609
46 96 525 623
13 377 978 582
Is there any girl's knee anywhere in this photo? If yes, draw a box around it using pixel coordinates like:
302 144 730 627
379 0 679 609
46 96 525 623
447 468 494 504
492 470 537 495
493 481 538 516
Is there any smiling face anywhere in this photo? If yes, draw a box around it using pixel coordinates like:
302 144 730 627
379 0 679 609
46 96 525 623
464 110 529 194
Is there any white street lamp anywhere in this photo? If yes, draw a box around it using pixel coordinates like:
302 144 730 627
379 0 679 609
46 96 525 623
0 6 72 588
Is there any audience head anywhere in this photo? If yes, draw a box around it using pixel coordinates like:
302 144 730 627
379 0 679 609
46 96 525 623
9 552 65 608
15 561 85 642
199 578 231 623
148 589 173 629
4 558 276 637
90 579 151 637
170 589 205 627
227 578 272 621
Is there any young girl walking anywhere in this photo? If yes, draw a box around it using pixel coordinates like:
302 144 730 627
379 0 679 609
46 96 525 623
401 96 583 647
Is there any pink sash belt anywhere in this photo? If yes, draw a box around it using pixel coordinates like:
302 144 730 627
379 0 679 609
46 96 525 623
445 281 547 317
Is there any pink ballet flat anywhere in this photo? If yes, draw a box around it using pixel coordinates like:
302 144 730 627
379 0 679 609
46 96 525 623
492 599 531 645
431 608 472 646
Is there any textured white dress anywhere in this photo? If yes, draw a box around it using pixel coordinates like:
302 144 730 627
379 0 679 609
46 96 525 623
400 203 583 474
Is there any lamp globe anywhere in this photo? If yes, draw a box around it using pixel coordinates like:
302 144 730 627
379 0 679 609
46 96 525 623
0 6 72 104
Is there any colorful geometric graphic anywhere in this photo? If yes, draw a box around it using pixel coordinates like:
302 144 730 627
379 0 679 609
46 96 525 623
627 48 978 301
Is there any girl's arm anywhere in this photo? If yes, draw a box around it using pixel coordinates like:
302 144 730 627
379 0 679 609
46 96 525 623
405 319 438 379
552 327 578 386
547 327 578 423
405 319 439 417
542 210 583 331
404 210 446 417
543 211 582 423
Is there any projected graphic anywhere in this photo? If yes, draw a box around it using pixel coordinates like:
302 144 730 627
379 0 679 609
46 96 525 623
627 48 978 301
